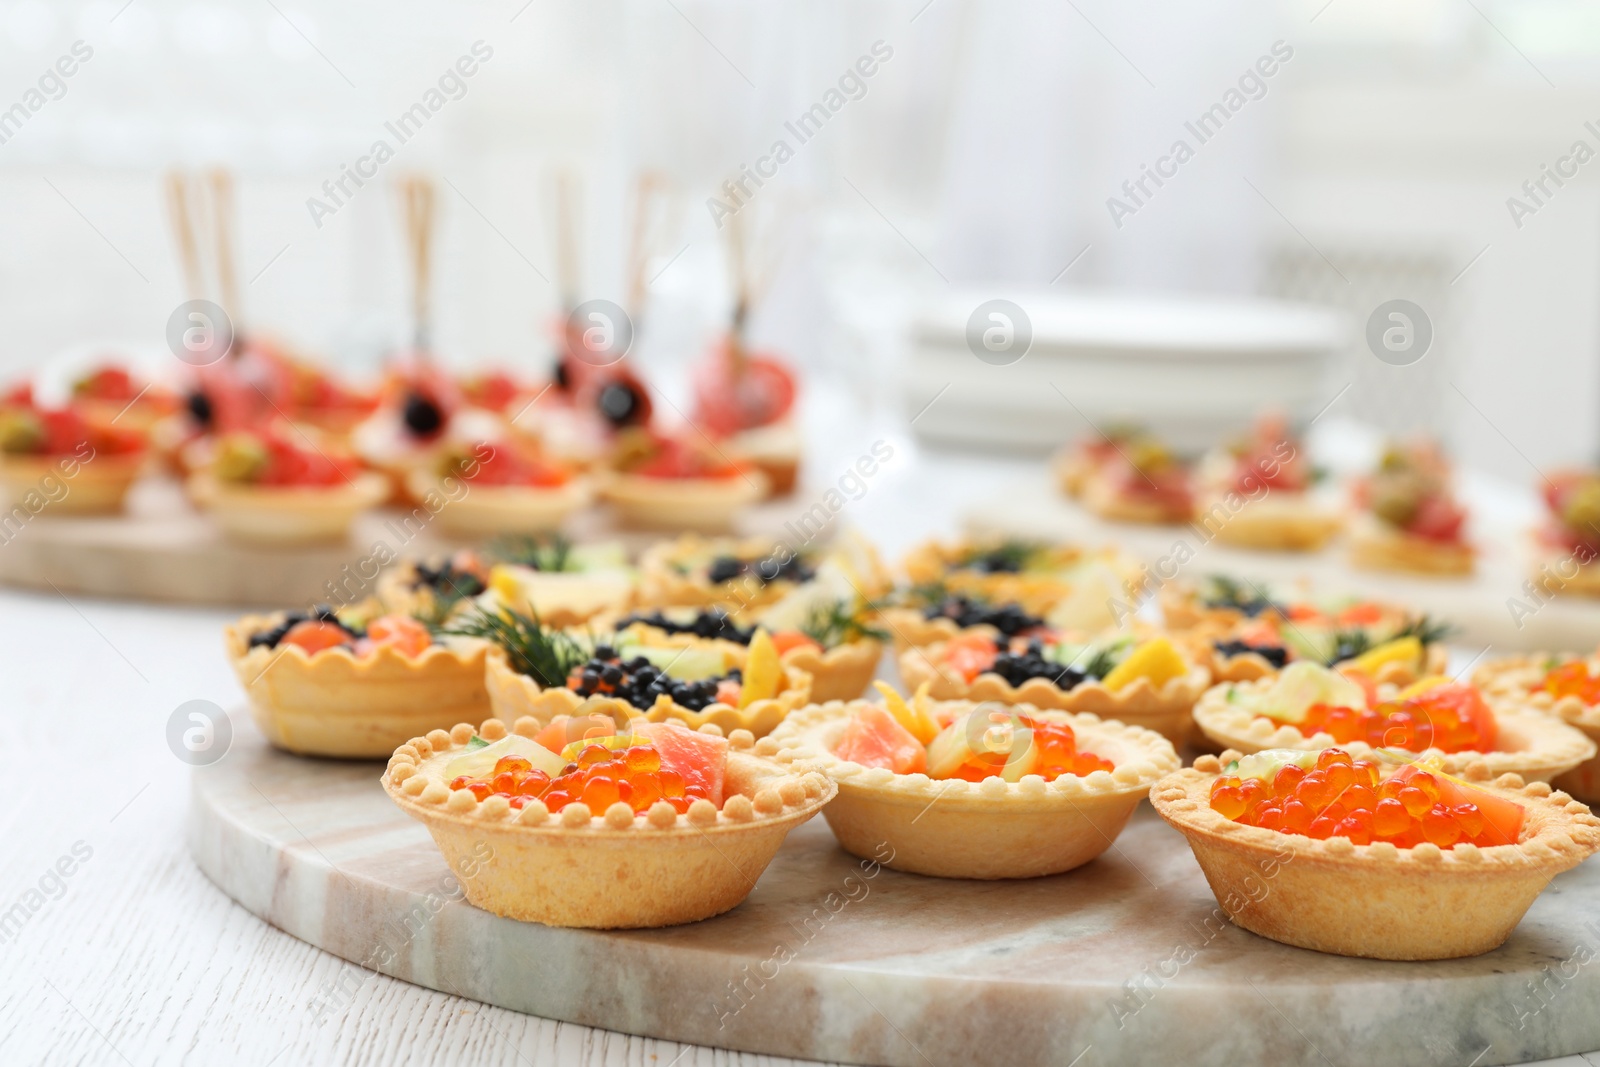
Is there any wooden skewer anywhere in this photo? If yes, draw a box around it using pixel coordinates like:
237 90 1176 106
399 174 436 354
165 172 205 302
209 168 241 332
624 171 668 325
724 200 750 376
552 168 581 314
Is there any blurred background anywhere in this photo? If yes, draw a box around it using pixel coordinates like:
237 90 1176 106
0 0 1596 477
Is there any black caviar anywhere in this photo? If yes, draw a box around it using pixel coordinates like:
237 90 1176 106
706 554 815 586
413 559 486 598
615 608 754 644
1213 639 1288 668
249 604 362 649
567 645 739 712
923 596 1043 637
988 639 1089 690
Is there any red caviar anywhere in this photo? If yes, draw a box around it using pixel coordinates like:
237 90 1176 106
1207 748 1521 849
1543 661 1600 705
1294 683 1496 753
448 745 702 815
935 714 1114 783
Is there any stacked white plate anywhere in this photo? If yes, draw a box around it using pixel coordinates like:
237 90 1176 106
906 288 1347 452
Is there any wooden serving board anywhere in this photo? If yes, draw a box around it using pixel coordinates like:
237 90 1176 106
963 474 1600 654
190 728 1600 1067
0 476 831 608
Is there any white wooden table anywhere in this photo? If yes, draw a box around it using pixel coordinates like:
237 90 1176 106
0 435 1594 1067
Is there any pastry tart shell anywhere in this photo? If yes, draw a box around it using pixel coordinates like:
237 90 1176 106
1080 475 1194 525
1529 551 1600 597
191 471 389 545
875 607 973 654
1190 676 1598 784
383 718 835 928
224 617 491 758
404 471 593 537
779 637 882 702
899 538 1124 616
1193 636 1449 686
638 534 809 611
1195 494 1343 552
1475 654 1600 802
898 642 1209 746
1152 752 1600 959
0 452 146 514
1350 517 1474 576
484 648 814 738
765 700 1178 879
608 616 882 704
600 471 767 532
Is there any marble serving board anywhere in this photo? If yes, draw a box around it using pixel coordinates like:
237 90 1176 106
963 474 1600 654
190 730 1600 1067
0 476 829 608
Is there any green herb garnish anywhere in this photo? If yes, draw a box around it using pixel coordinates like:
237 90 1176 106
488 533 575 573
799 600 888 649
958 539 1042 574
445 606 588 687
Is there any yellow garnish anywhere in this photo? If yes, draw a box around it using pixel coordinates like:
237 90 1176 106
1101 637 1187 692
1349 635 1423 675
1397 674 1454 700
740 628 782 707
874 680 938 744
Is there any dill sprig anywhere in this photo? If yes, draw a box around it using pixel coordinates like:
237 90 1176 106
1391 613 1456 647
445 607 588 687
799 600 888 649
1323 613 1457 667
958 539 1042 574
488 533 574 573
415 574 484 632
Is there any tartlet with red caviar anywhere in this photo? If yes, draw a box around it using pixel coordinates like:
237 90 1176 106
765 687 1178 878
0 402 148 514
382 715 835 928
225 606 490 758
899 632 1208 746
1349 440 1474 576
1191 664 1595 784
457 607 813 738
599 429 767 531
190 426 387 545
1153 747 1600 959
1192 415 1341 551
405 440 592 537
1475 653 1600 803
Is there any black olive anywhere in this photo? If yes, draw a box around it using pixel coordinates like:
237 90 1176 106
402 392 445 437
596 381 644 427
186 389 213 429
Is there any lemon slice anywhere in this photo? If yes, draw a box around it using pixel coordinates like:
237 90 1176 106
1348 635 1423 675
740 628 782 707
1101 637 1187 692
874 680 938 744
1397 674 1454 700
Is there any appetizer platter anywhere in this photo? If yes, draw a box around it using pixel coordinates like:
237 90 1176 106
964 442 1600 653
180 524 1600 1067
